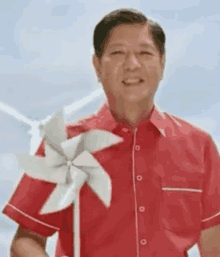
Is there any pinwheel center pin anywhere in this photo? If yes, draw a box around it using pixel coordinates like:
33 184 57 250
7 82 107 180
67 160 72 167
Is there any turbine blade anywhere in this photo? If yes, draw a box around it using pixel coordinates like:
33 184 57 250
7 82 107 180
64 88 103 115
0 102 34 126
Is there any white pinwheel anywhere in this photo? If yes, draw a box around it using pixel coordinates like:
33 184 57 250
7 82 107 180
17 109 123 257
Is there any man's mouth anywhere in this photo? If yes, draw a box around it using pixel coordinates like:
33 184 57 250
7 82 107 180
122 78 144 86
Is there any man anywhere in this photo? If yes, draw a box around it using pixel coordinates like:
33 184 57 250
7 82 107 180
3 8 220 257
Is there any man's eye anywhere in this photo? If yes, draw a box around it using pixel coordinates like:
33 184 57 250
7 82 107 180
139 51 152 55
111 51 124 55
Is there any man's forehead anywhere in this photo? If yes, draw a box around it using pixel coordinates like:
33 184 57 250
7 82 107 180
106 23 155 48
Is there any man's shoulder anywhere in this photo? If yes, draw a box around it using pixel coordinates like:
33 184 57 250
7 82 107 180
163 111 210 140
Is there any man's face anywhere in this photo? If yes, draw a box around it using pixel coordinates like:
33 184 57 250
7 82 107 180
93 23 164 106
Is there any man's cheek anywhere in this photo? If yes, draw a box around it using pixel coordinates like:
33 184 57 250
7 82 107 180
145 65 161 78
145 64 157 72
104 65 113 79
102 60 123 80
113 62 123 76
107 64 121 78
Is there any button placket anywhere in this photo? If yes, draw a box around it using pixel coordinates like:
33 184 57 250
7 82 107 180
133 131 148 251
131 127 141 256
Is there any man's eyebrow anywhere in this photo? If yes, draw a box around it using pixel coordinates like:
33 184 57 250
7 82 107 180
107 42 157 50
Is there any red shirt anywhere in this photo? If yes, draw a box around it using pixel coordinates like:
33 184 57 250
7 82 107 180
3 100 220 257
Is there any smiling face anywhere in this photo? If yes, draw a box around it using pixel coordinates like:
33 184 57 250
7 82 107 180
93 23 164 108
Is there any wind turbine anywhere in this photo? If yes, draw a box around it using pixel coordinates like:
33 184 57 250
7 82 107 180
0 88 103 155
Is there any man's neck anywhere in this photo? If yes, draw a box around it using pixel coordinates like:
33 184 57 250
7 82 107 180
109 100 154 129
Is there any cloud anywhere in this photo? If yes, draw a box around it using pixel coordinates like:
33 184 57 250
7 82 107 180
11 1 88 70
205 14 220 22
0 154 24 203
182 111 220 152
166 22 205 65
0 154 20 174
157 15 220 101
151 0 202 11
51 5 72 17
11 0 143 71
0 231 14 256
183 116 218 134
0 0 25 11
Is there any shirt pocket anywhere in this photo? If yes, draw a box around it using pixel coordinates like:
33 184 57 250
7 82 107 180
161 187 202 233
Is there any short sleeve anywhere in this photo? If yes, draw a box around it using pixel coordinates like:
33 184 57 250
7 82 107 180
201 136 220 230
2 140 70 237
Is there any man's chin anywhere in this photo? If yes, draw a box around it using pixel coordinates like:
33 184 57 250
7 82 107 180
117 97 152 108
123 93 151 103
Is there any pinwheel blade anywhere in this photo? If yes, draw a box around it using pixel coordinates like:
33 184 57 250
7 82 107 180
44 109 66 150
45 144 66 167
17 154 68 184
61 134 84 160
86 166 112 208
82 129 124 153
41 167 88 214
73 151 101 168
40 184 77 214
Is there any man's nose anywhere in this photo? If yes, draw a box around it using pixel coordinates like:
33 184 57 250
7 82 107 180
124 53 141 70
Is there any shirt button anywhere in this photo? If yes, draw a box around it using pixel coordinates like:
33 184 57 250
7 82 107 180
135 145 140 151
136 175 143 181
139 206 145 212
122 127 129 132
140 239 147 245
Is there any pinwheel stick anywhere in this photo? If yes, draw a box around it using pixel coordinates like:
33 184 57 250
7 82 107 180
74 191 80 257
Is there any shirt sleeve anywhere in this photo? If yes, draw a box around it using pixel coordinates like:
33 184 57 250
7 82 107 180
2 140 71 237
201 135 220 230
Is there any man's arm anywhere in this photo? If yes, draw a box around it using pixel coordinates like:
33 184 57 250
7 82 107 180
11 225 49 257
198 224 220 257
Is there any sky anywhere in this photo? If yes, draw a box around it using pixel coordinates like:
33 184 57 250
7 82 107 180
0 0 219 256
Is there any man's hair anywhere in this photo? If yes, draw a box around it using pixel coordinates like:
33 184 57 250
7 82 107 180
93 8 166 59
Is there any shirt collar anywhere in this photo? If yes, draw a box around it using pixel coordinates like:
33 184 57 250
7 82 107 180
150 105 167 137
85 99 167 137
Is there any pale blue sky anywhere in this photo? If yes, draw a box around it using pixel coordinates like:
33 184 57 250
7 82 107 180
0 0 219 255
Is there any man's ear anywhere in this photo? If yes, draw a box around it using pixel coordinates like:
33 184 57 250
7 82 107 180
160 54 166 80
92 54 101 80
160 54 165 69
